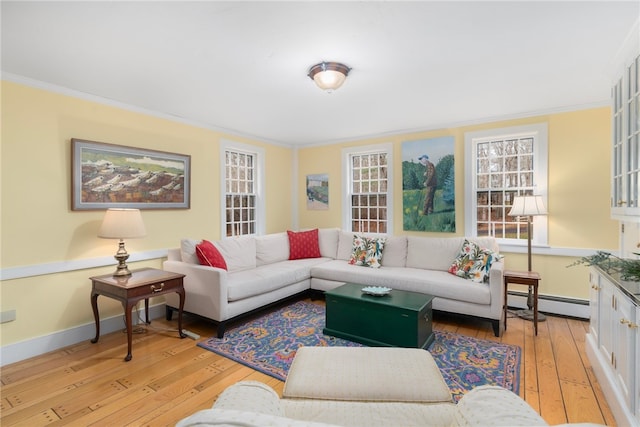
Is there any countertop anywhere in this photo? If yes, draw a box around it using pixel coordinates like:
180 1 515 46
597 266 640 306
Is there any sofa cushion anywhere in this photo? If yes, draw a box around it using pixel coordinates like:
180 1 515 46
180 238 201 264
282 400 456 427
284 347 452 403
336 230 356 260
288 229 322 260
196 240 228 270
380 235 407 267
406 236 465 271
215 235 257 273
255 232 289 266
348 235 386 268
226 258 327 301
448 239 501 283
318 228 339 259
311 261 491 305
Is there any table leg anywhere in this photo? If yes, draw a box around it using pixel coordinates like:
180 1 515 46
503 278 508 331
178 288 186 338
90 292 100 344
533 282 539 336
124 301 134 361
144 298 150 324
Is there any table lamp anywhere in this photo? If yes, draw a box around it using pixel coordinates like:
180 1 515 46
98 208 146 276
507 195 547 321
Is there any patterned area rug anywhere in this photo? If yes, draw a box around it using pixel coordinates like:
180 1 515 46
198 300 520 401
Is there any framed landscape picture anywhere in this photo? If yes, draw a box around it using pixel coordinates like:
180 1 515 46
306 173 329 210
401 136 455 232
71 139 191 210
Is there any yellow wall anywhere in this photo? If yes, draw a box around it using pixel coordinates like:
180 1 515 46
0 79 619 350
0 81 293 345
297 109 618 299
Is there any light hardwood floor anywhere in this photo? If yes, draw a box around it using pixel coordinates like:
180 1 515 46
1 299 616 426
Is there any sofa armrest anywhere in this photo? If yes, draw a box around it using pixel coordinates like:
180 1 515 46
213 381 284 416
452 385 548 426
176 408 343 427
162 259 229 321
488 259 505 321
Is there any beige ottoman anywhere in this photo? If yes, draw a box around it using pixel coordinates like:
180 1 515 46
283 346 452 403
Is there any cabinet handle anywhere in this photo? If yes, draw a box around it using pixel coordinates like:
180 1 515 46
628 322 638 329
619 318 630 325
591 285 600 291
424 314 429 323
617 200 627 206
151 283 165 293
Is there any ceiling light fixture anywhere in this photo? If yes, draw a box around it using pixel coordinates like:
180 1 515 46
308 61 351 92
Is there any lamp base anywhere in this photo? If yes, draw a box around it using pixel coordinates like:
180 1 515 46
516 309 546 322
113 264 132 277
113 240 132 277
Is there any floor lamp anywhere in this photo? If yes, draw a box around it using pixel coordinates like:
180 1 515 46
508 195 547 322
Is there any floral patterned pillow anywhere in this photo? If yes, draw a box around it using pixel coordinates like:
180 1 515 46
448 239 503 283
349 235 386 268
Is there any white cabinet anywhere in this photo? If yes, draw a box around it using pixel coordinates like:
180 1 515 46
586 267 639 426
611 23 640 220
635 304 640 423
611 284 635 408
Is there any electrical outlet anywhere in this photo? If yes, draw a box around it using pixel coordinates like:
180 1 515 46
1 310 16 323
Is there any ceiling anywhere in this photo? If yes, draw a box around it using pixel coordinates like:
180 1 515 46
2 1 638 146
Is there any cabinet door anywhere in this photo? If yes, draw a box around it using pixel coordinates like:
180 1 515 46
635 304 639 423
612 287 634 408
599 278 614 364
589 268 600 341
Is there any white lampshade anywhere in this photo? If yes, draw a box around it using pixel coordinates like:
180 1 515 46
508 195 547 217
98 208 146 239
308 62 351 92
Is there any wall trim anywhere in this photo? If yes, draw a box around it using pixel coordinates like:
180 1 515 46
0 249 168 281
0 303 167 367
0 244 617 282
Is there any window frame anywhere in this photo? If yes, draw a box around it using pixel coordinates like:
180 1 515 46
464 123 548 247
220 140 265 237
342 143 394 235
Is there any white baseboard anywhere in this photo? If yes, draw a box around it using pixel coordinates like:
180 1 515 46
0 303 168 367
506 292 589 319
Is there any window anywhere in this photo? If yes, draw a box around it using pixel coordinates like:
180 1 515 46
464 124 548 245
221 141 264 237
343 144 393 234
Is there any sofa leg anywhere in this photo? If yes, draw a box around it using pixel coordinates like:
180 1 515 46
491 319 501 337
216 322 226 339
166 306 174 321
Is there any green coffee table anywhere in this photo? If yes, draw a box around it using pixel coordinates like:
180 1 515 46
323 283 435 349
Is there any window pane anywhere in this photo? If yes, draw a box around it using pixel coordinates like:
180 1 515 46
472 132 541 242
348 151 390 233
224 149 257 236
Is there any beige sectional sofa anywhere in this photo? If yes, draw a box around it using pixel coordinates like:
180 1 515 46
163 228 505 337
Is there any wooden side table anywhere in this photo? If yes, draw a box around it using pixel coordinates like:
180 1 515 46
90 267 186 361
503 269 541 336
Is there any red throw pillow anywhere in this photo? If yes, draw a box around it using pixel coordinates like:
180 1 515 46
288 229 321 260
195 240 228 270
